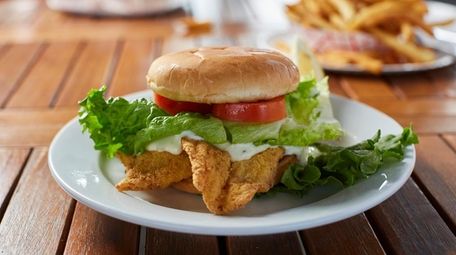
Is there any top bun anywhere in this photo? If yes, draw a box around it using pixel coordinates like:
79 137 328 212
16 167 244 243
146 47 299 103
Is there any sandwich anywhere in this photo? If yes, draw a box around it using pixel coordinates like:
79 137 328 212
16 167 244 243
79 46 417 215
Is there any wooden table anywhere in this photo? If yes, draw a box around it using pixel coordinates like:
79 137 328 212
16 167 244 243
1 0 456 254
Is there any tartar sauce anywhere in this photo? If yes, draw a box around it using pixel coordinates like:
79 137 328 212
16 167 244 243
146 132 320 163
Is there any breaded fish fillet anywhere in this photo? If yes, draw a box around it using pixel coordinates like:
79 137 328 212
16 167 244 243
182 139 285 215
116 151 192 191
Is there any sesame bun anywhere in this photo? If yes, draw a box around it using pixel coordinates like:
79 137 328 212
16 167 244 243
146 46 299 103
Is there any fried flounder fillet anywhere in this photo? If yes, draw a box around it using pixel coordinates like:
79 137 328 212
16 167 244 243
116 151 192 191
182 138 287 215
115 139 296 215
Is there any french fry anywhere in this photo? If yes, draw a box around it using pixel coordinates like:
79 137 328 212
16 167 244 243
285 0 437 74
328 0 355 21
317 50 383 74
400 23 415 43
428 18 455 27
368 28 435 62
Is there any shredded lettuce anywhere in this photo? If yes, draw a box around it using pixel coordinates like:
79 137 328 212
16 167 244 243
267 127 418 196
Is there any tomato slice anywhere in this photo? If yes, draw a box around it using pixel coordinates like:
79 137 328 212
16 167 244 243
154 94 212 115
212 96 287 123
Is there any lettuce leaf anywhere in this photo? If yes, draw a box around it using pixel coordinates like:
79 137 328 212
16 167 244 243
268 127 418 196
79 87 226 157
133 113 226 154
225 77 343 146
223 120 284 144
285 79 320 124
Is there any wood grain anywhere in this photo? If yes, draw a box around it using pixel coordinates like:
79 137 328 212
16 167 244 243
412 136 456 231
161 36 198 54
146 228 219 255
386 73 443 98
366 179 456 255
392 115 456 134
0 108 76 146
0 148 30 219
6 42 80 108
301 214 385 255
328 75 348 97
0 148 74 254
64 203 139 255
363 98 456 116
54 41 119 107
109 39 158 96
0 43 42 106
442 135 456 151
427 67 456 98
227 232 305 255
339 75 397 100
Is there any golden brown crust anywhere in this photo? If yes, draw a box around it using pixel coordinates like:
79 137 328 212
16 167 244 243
115 151 192 191
182 138 285 215
172 178 201 194
172 155 297 195
147 46 300 103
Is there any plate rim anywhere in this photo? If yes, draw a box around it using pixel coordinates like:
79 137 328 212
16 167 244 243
48 92 416 236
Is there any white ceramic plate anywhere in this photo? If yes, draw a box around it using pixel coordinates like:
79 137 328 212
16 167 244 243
426 1 456 45
261 32 454 74
48 91 415 236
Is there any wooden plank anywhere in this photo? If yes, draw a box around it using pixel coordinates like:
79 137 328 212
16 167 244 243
392 115 456 134
301 214 385 255
386 73 443 98
339 76 397 100
109 39 157 97
0 108 76 146
146 228 219 255
6 42 80 108
54 41 119 107
161 36 198 54
412 136 456 231
0 148 30 219
328 75 348 97
0 108 76 126
227 232 304 255
0 148 74 254
426 66 456 98
442 134 456 151
366 179 456 255
64 203 139 255
0 43 42 106
362 99 456 116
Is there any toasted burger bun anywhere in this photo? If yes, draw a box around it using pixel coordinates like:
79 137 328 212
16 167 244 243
147 46 300 104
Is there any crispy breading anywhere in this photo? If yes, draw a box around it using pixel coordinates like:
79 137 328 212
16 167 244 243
181 139 231 213
182 139 285 215
172 155 297 195
116 151 192 191
172 177 200 194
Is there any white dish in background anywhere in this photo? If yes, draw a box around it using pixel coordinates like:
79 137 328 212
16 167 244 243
46 0 182 17
261 32 454 74
426 1 456 44
48 90 415 236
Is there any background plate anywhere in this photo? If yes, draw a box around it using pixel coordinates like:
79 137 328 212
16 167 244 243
261 32 455 75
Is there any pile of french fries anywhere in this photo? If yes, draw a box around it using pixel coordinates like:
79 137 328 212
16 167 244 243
285 0 442 74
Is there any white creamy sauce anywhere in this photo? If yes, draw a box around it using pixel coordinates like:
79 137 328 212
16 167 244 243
146 131 203 155
214 143 272 161
146 132 321 163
